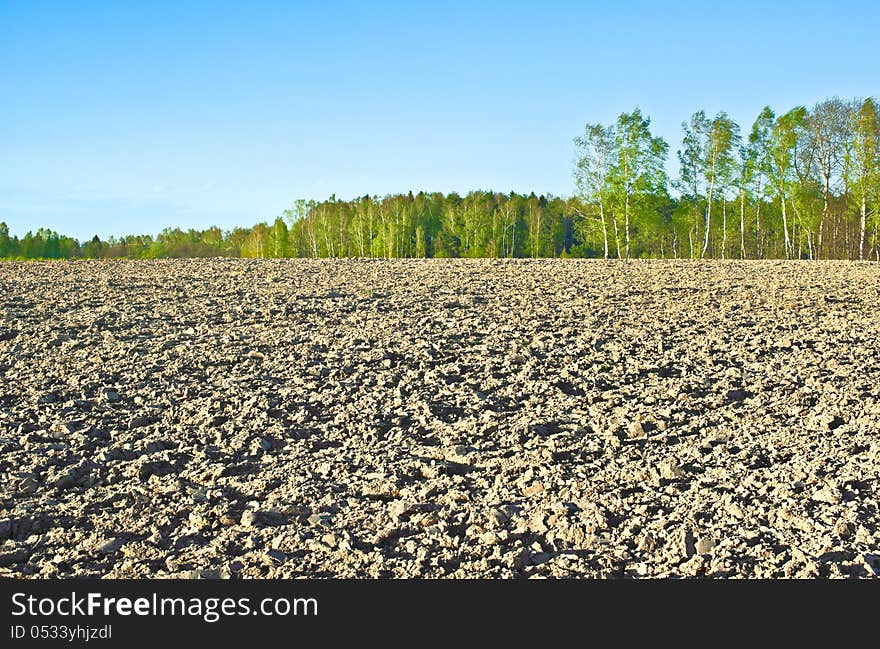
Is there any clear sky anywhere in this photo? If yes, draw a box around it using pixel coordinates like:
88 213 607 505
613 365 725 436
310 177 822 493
2 0 878 240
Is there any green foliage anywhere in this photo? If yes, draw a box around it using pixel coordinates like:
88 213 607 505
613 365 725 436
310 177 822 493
2 98 878 263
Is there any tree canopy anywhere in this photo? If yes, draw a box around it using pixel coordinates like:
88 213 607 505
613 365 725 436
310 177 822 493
3 98 878 261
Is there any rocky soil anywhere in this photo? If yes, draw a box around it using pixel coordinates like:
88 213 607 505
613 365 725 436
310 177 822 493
1 258 879 578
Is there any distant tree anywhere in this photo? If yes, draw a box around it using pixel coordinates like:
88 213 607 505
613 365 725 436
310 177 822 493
241 223 269 258
608 109 668 259
677 111 709 257
743 107 775 257
0 222 14 257
20 231 42 258
525 193 547 258
849 98 880 259
701 113 741 257
84 235 105 258
807 98 852 257
574 123 615 258
433 228 460 258
201 226 224 253
769 107 808 258
269 217 289 257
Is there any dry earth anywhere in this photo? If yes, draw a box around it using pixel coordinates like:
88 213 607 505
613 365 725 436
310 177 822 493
1 258 879 578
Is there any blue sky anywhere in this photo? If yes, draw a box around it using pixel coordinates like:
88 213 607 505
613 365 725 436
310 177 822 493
2 0 878 240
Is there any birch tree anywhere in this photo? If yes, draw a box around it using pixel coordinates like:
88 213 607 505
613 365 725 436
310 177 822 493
677 111 708 258
769 107 807 258
807 99 851 257
745 108 774 258
574 123 615 258
609 109 668 259
701 113 740 257
850 98 880 260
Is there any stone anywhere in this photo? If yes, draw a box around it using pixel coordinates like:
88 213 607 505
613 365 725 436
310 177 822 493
489 509 509 526
479 531 499 545
627 420 646 439
388 500 411 519
695 536 716 554
96 538 125 555
523 482 545 497
308 513 331 527
811 486 842 505
56 421 80 435
659 461 685 480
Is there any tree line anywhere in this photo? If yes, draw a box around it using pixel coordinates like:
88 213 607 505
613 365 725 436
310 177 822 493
575 97 879 260
2 97 877 261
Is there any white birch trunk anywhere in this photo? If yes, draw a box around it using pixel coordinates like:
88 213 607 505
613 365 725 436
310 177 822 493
859 192 867 261
780 193 792 259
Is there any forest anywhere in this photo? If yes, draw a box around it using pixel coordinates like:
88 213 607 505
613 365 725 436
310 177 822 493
2 97 878 261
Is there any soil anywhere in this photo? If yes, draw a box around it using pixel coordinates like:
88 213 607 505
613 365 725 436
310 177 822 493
1 258 878 578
